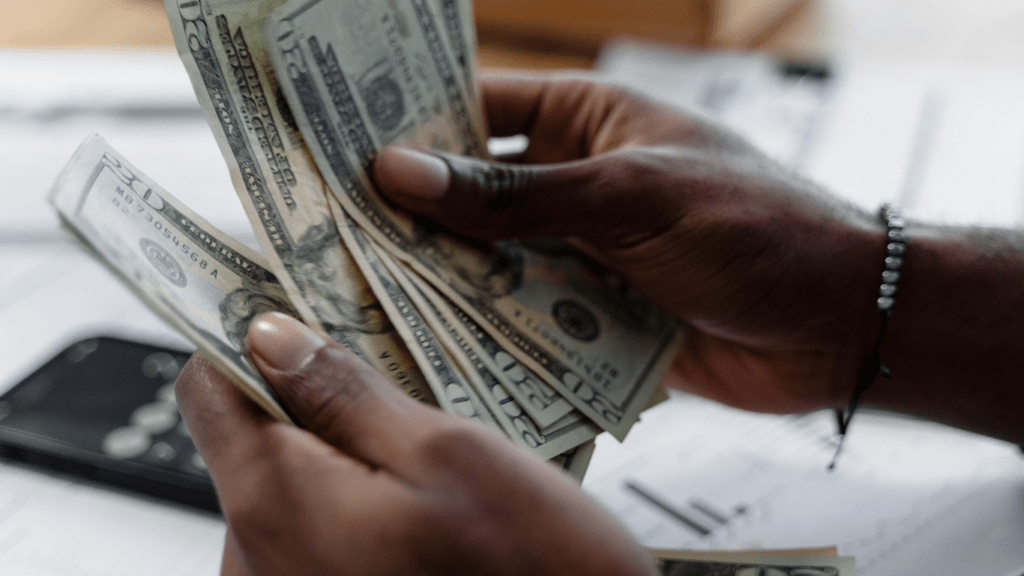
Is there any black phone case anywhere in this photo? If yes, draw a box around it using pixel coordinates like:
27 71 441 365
0 336 218 513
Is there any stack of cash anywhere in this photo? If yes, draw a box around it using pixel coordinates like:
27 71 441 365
48 0 682 480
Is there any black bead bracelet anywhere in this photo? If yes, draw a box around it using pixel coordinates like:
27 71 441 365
829 203 905 470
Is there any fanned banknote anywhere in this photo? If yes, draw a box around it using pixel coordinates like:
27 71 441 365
333 202 499 427
266 0 682 439
50 135 296 423
370 238 601 459
164 0 437 405
51 134 598 467
52 0 685 483
392 253 578 429
433 0 478 95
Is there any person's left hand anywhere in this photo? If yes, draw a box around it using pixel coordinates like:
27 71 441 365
176 311 656 576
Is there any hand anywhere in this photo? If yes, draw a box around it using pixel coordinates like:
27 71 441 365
373 76 885 415
176 311 656 576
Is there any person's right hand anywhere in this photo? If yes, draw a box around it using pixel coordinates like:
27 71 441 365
373 76 886 416
176 312 656 576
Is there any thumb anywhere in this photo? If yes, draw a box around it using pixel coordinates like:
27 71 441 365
373 145 675 247
245 311 434 468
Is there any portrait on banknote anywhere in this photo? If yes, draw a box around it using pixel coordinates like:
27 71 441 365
219 283 299 350
284 216 393 336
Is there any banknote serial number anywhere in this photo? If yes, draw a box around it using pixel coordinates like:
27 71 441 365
110 187 222 279
378 349 429 402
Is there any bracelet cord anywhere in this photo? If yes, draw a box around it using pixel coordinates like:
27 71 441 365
829 203 904 470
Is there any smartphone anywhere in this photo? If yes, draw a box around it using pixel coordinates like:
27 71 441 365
0 336 219 512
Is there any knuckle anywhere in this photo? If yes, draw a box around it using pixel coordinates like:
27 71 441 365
396 493 444 536
473 162 535 213
596 82 642 107
226 508 281 561
416 422 494 470
608 148 664 179
442 155 538 239
172 361 197 403
174 353 232 427
585 149 684 245
288 345 377 441
220 463 277 535
481 180 534 236
548 77 638 113
585 150 658 204
222 489 265 535
219 433 307 538
173 353 208 399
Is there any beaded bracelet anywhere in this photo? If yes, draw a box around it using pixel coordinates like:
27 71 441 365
829 203 905 469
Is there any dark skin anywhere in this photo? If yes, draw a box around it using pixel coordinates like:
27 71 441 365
179 325 656 576
377 76 884 415
376 76 1024 442
176 75 1024 575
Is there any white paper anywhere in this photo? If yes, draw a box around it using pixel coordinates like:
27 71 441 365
584 393 1024 576
0 50 252 243
596 41 1024 576
0 52 231 575
0 462 223 576
599 40 1024 227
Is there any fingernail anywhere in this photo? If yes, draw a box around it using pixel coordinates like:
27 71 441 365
247 312 327 372
375 146 450 200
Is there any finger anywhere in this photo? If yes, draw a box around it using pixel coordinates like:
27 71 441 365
175 354 281 484
479 75 548 139
481 75 631 163
180 351 388 527
480 74 718 162
373 145 680 247
245 312 440 470
220 532 251 576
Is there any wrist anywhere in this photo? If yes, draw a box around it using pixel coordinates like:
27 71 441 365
796 200 889 411
860 224 1024 442
828 205 907 464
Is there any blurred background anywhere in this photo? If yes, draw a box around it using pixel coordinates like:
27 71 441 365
4 0 1024 66
1 2 1023 576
